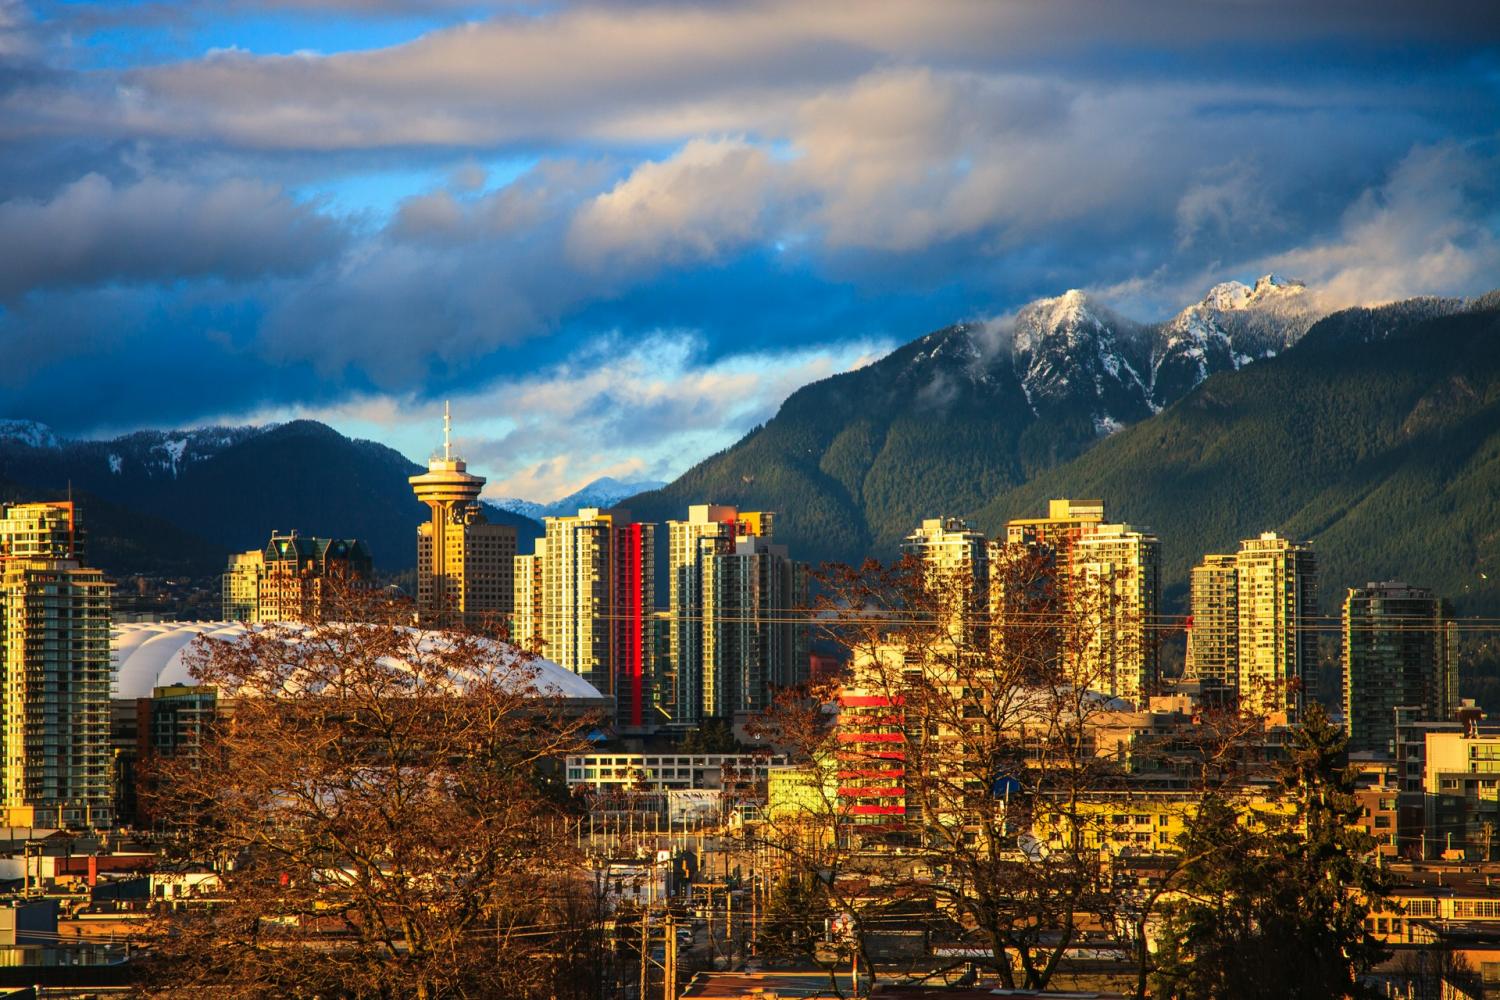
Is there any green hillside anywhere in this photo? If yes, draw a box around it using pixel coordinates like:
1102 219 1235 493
624 325 1096 562
974 304 1500 612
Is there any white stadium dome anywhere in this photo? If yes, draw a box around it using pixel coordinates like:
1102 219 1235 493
111 621 607 704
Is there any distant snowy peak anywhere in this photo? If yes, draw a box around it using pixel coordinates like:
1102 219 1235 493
1149 274 1324 408
494 476 668 521
1199 273 1307 312
0 420 62 449
0 423 274 479
99 425 271 478
1009 290 1152 428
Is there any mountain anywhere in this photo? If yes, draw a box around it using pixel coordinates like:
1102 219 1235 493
626 282 1496 613
0 420 543 577
973 296 1499 611
1148 274 1321 407
494 476 668 521
624 275 1332 564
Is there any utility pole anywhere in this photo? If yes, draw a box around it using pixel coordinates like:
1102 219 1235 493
663 912 677 1000
750 874 758 955
704 883 713 959
640 907 649 1000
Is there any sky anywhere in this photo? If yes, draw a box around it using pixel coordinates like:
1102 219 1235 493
2 1 1498 501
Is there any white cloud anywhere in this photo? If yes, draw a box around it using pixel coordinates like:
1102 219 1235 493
241 330 895 502
568 138 780 270
1264 144 1500 307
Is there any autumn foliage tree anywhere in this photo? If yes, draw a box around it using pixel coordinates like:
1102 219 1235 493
763 545 1147 991
137 593 597 1000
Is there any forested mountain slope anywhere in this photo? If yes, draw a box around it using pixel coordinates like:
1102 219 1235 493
974 299 1500 611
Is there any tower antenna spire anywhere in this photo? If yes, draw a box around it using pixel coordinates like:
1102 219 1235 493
443 401 452 461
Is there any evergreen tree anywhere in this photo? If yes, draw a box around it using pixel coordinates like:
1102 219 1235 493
756 870 832 958
1150 704 1390 999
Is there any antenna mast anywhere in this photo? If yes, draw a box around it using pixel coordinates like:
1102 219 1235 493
443 401 452 461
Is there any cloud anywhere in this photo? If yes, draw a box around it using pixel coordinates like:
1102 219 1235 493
11 1 1496 153
0 172 344 301
568 138 780 270
1 0 1498 493
1264 143 1500 307
241 330 894 501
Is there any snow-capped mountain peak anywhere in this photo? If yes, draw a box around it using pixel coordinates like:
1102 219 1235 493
1148 274 1322 407
0 420 62 449
1006 289 1153 431
493 475 668 521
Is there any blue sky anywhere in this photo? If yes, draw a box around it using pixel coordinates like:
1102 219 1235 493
2 0 1498 499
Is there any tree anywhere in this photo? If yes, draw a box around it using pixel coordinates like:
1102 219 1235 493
784 546 1141 992
757 869 833 958
137 593 597 1000
1150 704 1390 999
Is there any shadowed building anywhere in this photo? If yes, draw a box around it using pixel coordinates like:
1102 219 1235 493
666 505 783 726
1343 581 1457 754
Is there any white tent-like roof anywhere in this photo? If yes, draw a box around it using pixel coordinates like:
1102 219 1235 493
111 621 606 705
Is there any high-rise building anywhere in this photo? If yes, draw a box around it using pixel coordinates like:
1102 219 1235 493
534 508 655 728
1005 498 1105 561
1343 581 1457 754
1234 533 1317 720
0 503 112 828
1070 523 1161 705
1186 554 1239 686
222 531 373 623
902 517 987 641
665 506 773 725
416 513 516 630
0 501 83 561
700 532 808 719
1002 500 1159 704
223 549 263 621
1188 533 1317 720
409 406 516 629
512 540 545 650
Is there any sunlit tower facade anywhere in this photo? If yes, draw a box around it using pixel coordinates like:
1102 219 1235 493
1001 499 1158 704
1190 532 1317 721
0 502 112 828
1186 553 1239 686
1071 522 1161 705
409 405 515 629
536 508 655 729
666 505 774 725
901 517 988 643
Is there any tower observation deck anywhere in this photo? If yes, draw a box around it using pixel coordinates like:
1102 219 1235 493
409 403 486 622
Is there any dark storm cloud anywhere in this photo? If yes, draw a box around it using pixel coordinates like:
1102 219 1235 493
0 173 345 302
